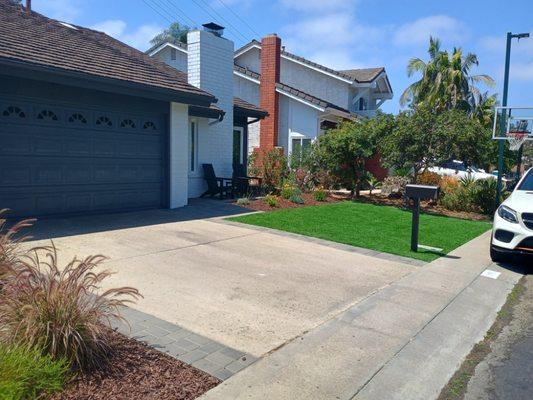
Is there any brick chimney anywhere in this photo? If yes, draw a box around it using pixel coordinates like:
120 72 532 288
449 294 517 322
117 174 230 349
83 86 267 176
26 0 31 13
259 34 281 151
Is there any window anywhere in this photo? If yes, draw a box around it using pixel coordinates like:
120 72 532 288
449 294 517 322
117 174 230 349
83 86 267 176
189 120 197 172
120 118 136 129
171 48 177 61
37 110 58 121
68 113 87 124
143 121 157 130
358 97 368 111
96 116 113 127
2 106 25 118
291 137 312 165
233 127 244 166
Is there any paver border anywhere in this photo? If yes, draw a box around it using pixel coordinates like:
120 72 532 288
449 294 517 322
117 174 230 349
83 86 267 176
112 306 257 381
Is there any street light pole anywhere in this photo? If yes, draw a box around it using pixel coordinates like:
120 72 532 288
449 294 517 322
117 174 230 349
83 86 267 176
496 31 530 206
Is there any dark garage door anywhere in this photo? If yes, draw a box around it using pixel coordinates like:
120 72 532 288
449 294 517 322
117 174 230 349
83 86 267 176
0 97 167 218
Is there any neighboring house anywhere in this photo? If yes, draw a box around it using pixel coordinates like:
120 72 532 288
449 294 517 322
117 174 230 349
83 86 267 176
149 32 393 167
0 2 266 218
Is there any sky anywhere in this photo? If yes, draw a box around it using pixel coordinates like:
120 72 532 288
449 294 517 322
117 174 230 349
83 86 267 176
31 0 533 115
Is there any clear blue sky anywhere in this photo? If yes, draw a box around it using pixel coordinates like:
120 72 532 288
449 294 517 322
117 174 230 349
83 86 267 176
33 0 533 114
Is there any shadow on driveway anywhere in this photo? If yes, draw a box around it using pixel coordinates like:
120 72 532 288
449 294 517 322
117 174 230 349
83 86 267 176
25 198 251 241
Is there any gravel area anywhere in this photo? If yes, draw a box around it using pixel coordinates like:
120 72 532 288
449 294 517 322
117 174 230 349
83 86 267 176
54 329 220 400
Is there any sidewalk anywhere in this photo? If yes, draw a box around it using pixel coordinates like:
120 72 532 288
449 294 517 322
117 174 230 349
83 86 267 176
200 231 523 400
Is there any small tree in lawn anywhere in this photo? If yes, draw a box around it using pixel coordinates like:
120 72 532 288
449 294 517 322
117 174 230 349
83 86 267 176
314 120 376 198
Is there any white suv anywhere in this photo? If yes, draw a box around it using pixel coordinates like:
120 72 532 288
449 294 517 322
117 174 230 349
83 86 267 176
491 168 533 263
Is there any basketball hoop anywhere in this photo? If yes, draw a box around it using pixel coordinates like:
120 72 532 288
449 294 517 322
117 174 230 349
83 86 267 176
506 131 529 150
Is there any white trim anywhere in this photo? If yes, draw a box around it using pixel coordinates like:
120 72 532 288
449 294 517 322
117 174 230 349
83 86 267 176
280 54 354 84
148 42 188 57
275 88 325 112
234 43 261 59
233 70 260 84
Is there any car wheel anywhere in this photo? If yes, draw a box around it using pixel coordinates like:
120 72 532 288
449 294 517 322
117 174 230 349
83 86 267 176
490 246 510 264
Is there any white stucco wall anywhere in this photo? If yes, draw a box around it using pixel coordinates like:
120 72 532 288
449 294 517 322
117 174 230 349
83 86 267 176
233 75 260 105
234 46 261 73
153 45 188 73
169 102 189 207
187 29 234 198
280 58 351 109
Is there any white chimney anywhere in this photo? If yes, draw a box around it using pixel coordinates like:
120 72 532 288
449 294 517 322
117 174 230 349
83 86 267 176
187 24 234 188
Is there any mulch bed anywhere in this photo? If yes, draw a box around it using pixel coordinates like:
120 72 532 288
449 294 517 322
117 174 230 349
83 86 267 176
54 329 220 400
240 191 490 222
355 193 491 222
243 192 345 212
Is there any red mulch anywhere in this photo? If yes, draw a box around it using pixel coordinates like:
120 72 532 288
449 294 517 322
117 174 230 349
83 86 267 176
240 191 490 221
355 193 491 221
243 192 344 212
53 329 220 400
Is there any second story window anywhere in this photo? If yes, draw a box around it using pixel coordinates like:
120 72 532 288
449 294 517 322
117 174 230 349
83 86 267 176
358 97 368 111
171 48 177 61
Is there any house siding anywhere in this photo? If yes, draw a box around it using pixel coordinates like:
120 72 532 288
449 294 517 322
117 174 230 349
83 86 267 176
154 45 188 73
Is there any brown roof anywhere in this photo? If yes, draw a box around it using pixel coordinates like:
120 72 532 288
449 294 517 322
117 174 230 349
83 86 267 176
234 97 268 118
233 64 261 80
275 82 354 117
235 40 387 85
0 1 215 104
338 68 384 83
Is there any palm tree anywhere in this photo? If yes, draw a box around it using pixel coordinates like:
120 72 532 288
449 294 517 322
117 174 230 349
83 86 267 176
150 22 190 47
400 37 495 115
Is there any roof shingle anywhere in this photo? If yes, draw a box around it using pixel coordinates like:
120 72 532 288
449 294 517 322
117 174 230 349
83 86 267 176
0 1 214 104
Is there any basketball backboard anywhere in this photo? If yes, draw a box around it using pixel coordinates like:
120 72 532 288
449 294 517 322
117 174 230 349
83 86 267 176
493 106 533 140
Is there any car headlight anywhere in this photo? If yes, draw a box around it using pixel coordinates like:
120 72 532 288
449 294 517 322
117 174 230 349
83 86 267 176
498 205 518 223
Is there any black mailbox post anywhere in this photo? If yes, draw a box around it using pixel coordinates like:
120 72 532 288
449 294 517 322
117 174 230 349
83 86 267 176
405 184 440 252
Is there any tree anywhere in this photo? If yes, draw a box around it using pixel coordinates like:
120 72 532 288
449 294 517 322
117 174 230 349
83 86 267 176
313 120 377 197
380 107 494 181
400 37 495 115
150 22 190 47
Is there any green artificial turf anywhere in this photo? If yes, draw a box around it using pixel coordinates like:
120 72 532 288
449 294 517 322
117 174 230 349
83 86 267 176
229 201 492 262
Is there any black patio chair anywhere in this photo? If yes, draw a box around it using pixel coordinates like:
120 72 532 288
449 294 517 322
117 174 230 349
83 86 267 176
201 164 235 199
233 163 263 196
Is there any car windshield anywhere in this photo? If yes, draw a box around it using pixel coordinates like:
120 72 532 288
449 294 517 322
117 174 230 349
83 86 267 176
517 170 533 190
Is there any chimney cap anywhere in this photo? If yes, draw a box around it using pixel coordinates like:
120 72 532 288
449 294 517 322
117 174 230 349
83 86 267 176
202 22 225 37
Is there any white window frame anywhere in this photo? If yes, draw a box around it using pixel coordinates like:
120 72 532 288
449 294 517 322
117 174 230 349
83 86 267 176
189 118 198 175
233 126 244 165
289 133 312 162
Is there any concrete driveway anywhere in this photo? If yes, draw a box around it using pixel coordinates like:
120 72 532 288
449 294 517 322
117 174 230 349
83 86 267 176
28 200 418 357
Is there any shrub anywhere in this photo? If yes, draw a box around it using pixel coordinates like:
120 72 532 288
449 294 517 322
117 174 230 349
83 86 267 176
439 176 461 194
381 176 410 197
258 149 289 193
264 194 279 208
439 185 474 212
280 183 295 200
417 171 442 186
0 344 69 400
0 247 141 371
471 179 499 214
288 188 304 204
313 188 327 202
236 197 250 206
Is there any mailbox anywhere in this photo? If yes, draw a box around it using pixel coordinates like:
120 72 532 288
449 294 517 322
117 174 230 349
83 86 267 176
405 184 440 252
405 184 440 200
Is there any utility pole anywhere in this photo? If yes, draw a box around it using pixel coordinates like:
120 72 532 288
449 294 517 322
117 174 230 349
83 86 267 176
496 32 530 206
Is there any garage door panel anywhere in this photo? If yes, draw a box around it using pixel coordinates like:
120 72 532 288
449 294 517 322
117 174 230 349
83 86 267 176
0 97 167 217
